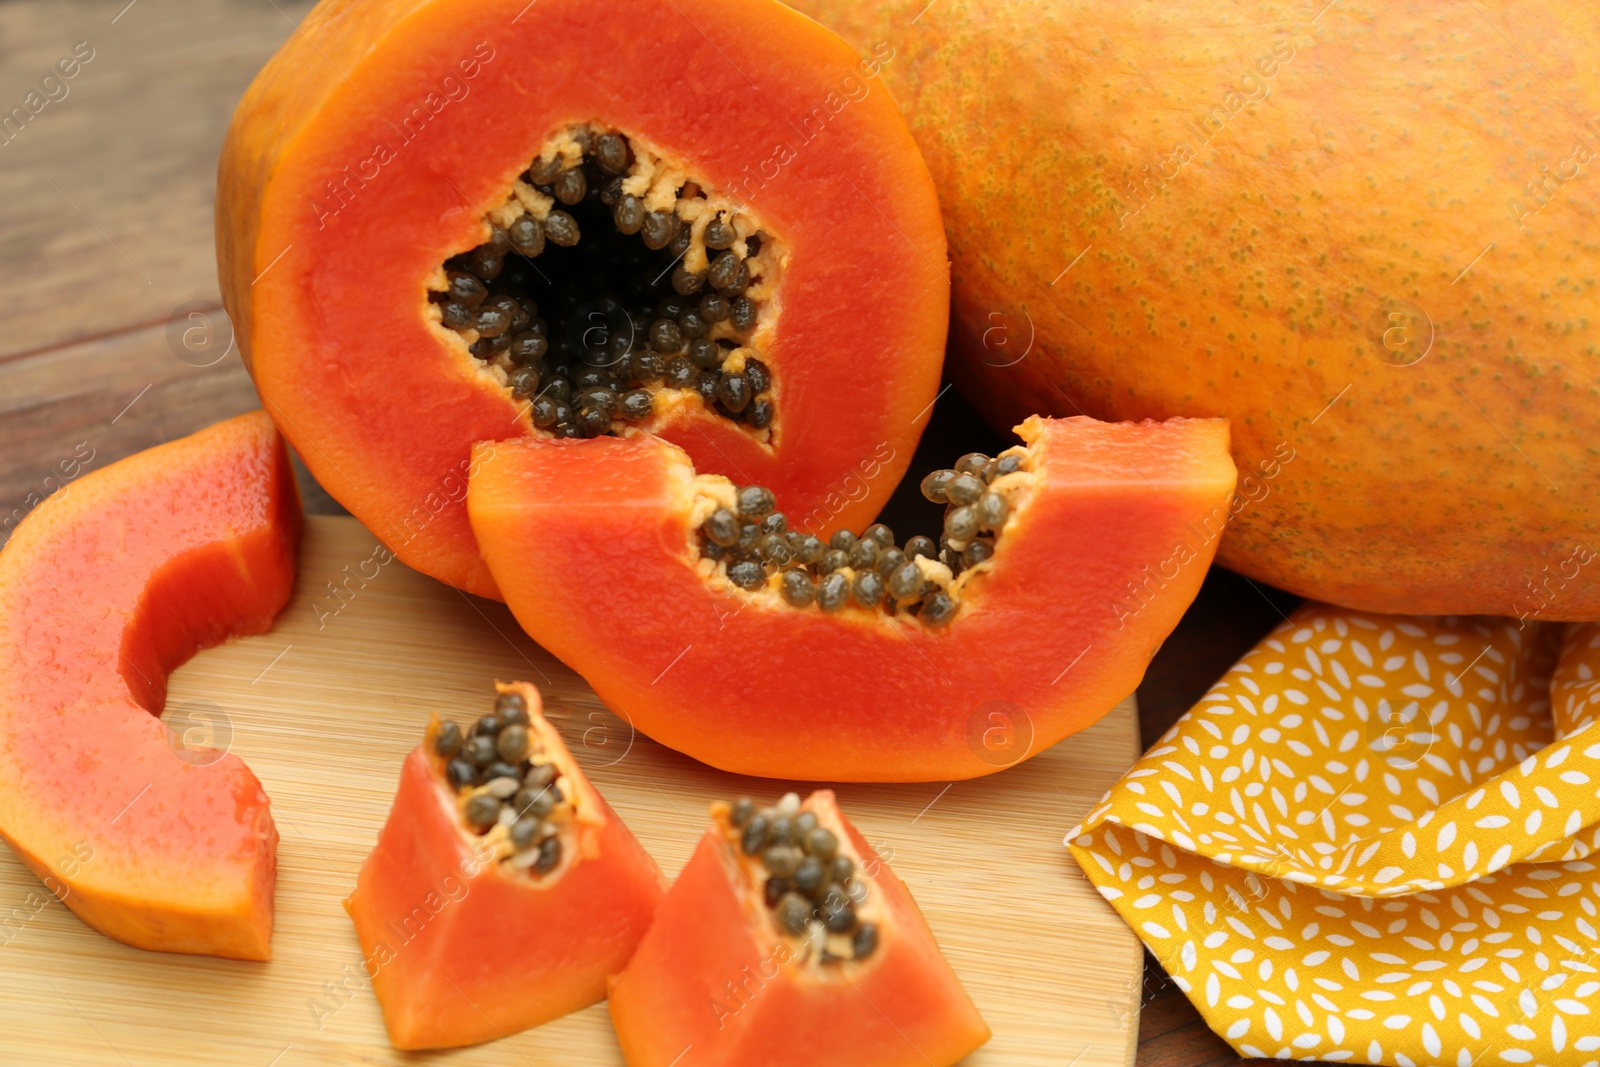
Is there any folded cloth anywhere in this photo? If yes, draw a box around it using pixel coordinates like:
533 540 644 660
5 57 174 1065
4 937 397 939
1068 606 1600 1065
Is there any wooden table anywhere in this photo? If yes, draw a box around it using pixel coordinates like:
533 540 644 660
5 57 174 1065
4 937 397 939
0 2 1307 1063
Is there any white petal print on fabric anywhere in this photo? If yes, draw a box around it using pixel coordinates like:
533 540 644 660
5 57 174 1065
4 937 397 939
1554 623 1600 740
1528 621 1600 865
1067 606 1600 1066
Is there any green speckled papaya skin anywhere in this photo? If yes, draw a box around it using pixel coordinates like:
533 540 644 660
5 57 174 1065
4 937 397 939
788 0 1600 619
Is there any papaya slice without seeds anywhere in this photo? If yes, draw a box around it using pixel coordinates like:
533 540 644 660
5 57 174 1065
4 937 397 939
218 0 947 599
467 415 1236 781
344 682 665 1050
609 789 989 1066
0 412 300 959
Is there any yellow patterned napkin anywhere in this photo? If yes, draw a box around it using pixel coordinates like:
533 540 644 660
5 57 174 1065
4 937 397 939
1069 607 1600 1065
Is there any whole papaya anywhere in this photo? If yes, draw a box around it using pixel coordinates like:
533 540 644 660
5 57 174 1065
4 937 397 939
788 0 1600 620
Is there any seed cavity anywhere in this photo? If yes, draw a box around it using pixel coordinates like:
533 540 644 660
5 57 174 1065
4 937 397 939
691 448 1032 627
430 123 779 441
723 794 878 964
432 689 570 877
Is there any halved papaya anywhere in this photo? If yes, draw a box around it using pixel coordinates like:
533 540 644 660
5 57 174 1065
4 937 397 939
218 0 947 599
468 415 1236 781
609 789 988 1066
344 681 665 1050
0 412 300 959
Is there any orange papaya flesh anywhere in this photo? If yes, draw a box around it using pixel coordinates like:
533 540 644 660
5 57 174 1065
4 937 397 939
609 789 988 1067
345 681 665 1050
0 411 300 959
218 0 947 599
468 415 1236 781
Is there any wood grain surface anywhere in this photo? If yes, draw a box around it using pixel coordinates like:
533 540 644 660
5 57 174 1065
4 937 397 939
0 515 1143 1066
1 0 318 358
0 1 1309 1064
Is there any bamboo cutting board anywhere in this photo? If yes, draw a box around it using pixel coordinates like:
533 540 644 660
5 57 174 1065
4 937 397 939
0 515 1144 1067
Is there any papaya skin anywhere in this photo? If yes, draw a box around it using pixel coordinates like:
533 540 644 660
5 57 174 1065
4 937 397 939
609 791 989 1067
786 0 1600 618
218 0 947 599
0 412 300 959
467 415 1236 782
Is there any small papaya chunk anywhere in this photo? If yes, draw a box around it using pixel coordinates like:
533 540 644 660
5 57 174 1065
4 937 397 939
609 789 989 1066
345 682 665 1050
